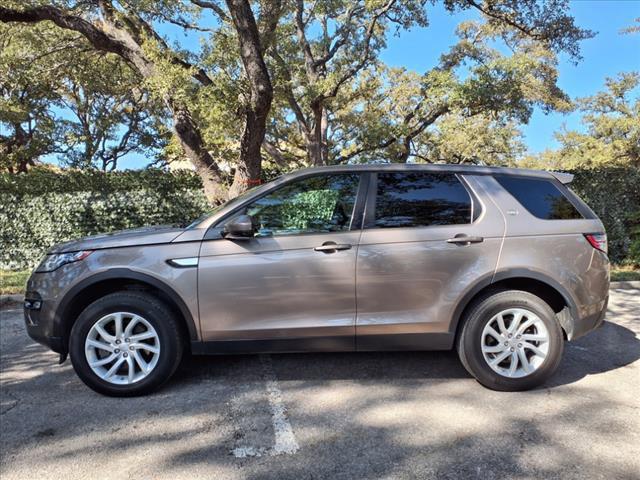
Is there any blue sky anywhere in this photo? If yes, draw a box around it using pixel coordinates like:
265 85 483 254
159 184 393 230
380 0 640 153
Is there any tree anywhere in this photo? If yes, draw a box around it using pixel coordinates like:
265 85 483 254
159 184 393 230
0 0 280 201
267 0 428 166
526 72 640 169
263 0 591 167
0 21 169 172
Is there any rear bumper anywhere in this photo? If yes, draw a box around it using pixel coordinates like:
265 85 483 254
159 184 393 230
570 295 608 341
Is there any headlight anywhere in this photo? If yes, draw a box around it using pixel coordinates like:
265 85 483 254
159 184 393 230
36 251 93 273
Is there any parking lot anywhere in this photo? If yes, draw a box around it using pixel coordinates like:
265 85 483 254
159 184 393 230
1 288 639 480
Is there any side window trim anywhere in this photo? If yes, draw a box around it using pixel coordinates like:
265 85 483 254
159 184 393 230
457 174 482 223
364 171 475 231
362 172 378 229
205 172 366 240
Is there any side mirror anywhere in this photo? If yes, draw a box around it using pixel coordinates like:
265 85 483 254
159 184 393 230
223 214 256 240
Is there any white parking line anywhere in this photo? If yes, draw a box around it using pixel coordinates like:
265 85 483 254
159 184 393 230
231 354 300 458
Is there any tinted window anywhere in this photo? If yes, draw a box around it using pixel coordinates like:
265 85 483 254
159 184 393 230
242 174 360 236
495 176 583 220
374 172 472 228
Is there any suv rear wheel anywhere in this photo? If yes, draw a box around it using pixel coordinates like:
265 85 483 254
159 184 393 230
457 290 564 391
69 291 183 396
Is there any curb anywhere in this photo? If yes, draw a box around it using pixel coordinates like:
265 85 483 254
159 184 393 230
610 280 640 290
0 294 24 308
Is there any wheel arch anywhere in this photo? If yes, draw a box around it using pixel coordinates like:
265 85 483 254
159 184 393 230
55 269 198 353
451 269 579 342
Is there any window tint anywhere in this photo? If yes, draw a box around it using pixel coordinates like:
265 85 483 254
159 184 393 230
495 175 583 220
374 172 472 228
242 174 360 236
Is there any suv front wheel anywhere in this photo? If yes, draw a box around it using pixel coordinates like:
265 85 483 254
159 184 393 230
69 291 184 396
457 290 564 391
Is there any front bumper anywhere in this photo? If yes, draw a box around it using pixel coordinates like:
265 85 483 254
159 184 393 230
24 291 65 354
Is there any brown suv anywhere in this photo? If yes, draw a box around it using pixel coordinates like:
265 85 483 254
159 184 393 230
24 165 609 396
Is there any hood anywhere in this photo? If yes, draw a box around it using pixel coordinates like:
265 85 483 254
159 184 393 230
49 226 185 253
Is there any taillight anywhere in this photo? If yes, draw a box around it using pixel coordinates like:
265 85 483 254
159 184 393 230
584 233 607 254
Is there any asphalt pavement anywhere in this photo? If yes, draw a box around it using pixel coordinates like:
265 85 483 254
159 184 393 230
1 288 639 480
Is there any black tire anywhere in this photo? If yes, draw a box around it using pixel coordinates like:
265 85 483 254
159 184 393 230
457 290 564 391
69 291 183 397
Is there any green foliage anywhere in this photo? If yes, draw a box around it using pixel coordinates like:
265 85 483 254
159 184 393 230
279 190 339 231
0 169 208 270
624 210 640 267
570 167 640 264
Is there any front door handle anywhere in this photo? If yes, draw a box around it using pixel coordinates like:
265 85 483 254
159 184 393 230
314 242 352 253
446 235 484 245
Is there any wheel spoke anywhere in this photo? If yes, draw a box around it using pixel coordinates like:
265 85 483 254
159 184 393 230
124 315 141 337
523 341 546 358
90 353 117 368
517 348 532 374
508 352 519 376
95 323 115 342
490 349 511 366
516 318 535 336
132 343 159 354
132 350 149 373
508 311 524 333
496 314 508 334
126 356 135 383
521 333 547 342
114 313 123 338
103 356 125 379
482 343 506 354
87 339 114 352
129 331 156 342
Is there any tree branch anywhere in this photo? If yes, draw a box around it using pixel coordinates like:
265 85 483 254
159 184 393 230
190 0 231 22
294 0 318 80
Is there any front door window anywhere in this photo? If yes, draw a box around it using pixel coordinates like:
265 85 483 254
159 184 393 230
240 174 360 237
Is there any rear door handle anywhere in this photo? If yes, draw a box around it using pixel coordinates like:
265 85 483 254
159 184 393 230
314 242 352 253
446 235 484 245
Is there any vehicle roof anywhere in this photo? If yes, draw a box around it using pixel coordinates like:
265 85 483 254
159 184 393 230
282 163 573 184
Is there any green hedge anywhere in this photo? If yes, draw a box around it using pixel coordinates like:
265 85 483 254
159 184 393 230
569 167 640 265
1 167 637 271
0 169 209 270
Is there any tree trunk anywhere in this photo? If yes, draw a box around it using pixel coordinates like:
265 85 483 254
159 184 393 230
307 103 328 166
169 101 228 202
225 0 277 198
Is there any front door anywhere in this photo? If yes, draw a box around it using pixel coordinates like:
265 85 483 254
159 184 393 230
198 173 364 351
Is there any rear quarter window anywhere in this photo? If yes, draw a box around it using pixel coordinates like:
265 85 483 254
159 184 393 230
494 175 583 220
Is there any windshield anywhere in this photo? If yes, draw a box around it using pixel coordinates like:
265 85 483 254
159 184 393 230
185 184 264 229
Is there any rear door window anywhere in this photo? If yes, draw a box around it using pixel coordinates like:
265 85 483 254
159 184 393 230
373 172 472 228
494 175 583 220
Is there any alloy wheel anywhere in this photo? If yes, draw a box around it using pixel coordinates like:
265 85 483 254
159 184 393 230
84 312 161 385
480 308 550 378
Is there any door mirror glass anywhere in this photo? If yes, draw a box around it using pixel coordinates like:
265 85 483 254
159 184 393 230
223 214 256 239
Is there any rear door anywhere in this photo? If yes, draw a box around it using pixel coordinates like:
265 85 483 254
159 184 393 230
355 171 505 350
197 172 365 351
